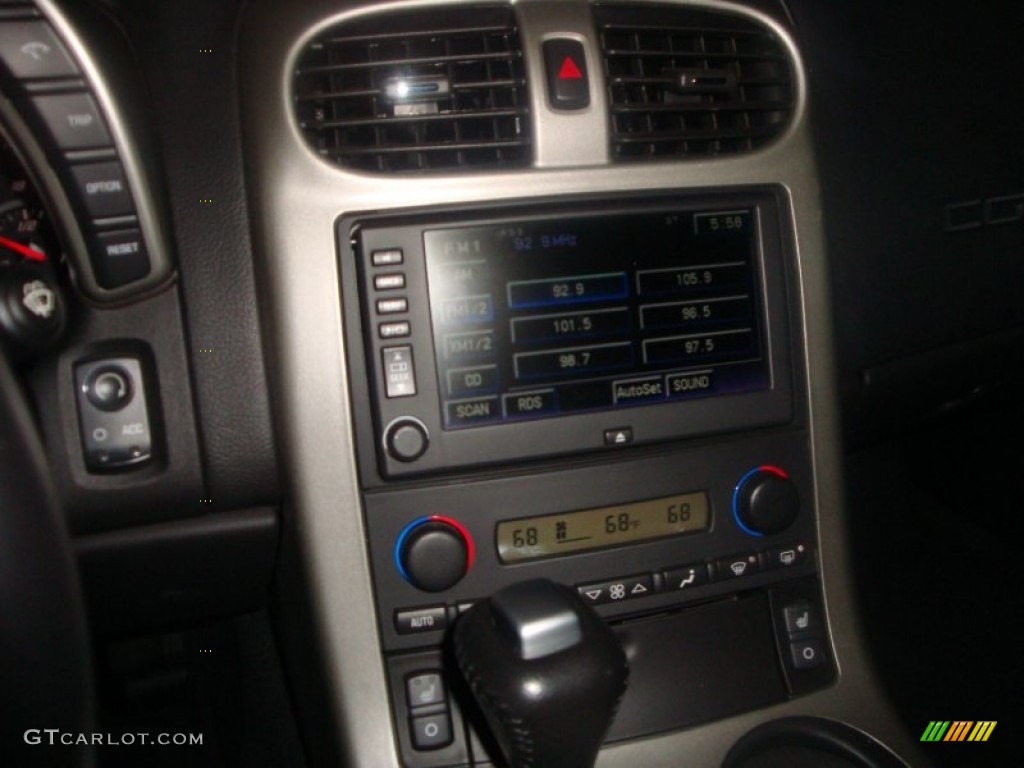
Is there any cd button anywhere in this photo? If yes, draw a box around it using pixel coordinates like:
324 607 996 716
448 365 497 397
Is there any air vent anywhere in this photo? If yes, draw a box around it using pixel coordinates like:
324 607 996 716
293 6 531 173
597 4 795 160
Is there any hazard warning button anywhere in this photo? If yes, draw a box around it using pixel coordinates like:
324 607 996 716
542 39 589 110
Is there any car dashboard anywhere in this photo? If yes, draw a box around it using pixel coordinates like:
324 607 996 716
1 0 1021 766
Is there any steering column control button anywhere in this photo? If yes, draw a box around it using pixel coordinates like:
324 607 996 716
733 465 800 536
394 605 448 635
90 228 151 289
74 357 154 472
395 516 474 593
32 93 111 150
0 22 80 79
542 38 590 110
381 346 416 398
70 161 134 218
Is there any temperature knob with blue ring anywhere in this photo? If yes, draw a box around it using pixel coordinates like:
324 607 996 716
396 516 474 592
733 465 800 536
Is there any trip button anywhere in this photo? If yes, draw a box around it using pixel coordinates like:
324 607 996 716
71 162 133 219
32 93 111 150
0 22 80 79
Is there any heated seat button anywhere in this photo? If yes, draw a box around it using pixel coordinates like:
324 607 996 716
543 39 589 110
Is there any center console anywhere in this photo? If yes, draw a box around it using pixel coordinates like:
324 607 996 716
340 188 835 767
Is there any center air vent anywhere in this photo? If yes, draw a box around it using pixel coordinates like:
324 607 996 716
293 5 530 173
596 4 795 160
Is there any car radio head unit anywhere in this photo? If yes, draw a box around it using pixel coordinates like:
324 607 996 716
340 191 795 479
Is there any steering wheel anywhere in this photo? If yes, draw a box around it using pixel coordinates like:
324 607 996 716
0 352 94 765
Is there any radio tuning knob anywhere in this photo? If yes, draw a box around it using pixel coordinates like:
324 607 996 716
396 516 474 592
733 466 800 536
384 418 428 462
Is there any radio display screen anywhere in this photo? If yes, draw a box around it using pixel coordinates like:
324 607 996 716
423 207 769 430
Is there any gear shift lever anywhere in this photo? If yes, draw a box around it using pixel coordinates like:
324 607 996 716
452 578 629 768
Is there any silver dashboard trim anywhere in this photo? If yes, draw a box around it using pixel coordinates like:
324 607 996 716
239 0 928 764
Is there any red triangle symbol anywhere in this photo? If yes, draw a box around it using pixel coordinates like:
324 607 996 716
558 56 583 80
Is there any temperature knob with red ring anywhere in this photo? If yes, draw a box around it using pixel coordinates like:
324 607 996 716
733 465 800 536
395 516 474 592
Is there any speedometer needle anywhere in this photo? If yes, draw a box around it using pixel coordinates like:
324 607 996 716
0 235 46 262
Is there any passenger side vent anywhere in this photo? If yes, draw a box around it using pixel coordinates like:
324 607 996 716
293 5 530 173
596 4 795 160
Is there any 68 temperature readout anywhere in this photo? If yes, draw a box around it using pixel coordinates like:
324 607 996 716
496 491 710 563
